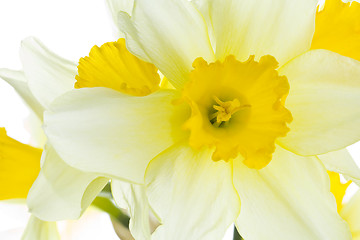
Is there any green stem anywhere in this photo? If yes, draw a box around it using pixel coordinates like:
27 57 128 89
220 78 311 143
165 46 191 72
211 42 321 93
233 226 242 240
92 196 130 228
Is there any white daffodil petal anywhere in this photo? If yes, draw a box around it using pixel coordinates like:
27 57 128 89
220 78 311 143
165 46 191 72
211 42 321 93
21 215 60 240
234 146 351 240
117 0 215 89
20 37 77 108
209 0 318 65
112 180 152 240
145 144 240 240
27 145 109 221
0 68 44 119
318 149 360 186
192 0 216 51
278 50 360 156
21 215 59 240
106 0 134 37
44 87 188 183
341 190 360 239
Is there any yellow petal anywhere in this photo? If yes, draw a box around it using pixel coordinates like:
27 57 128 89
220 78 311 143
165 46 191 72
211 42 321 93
183 56 291 168
328 171 351 212
75 38 160 96
0 128 41 200
311 0 360 61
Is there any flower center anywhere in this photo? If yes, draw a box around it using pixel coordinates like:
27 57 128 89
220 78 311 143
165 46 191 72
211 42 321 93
182 55 292 169
210 96 250 128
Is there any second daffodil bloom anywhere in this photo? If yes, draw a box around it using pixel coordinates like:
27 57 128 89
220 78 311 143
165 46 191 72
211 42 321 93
38 0 360 239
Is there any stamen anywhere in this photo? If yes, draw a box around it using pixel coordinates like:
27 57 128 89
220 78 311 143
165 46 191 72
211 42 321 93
211 96 250 126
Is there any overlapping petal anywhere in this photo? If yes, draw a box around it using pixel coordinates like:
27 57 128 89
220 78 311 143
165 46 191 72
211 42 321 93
207 0 318 65
234 146 351 240
44 87 189 183
145 144 240 240
27 145 109 221
318 149 360 186
20 37 77 108
341 190 360 239
0 69 44 119
21 216 59 240
106 0 134 37
117 0 215 88
112 180 153 240
278 50 360 155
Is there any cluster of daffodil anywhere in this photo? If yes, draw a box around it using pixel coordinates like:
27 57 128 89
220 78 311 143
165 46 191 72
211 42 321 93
1 0 360 239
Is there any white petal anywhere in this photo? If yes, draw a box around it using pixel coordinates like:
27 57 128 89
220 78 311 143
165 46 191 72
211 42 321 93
145 144 240 240
106 0 134 37
21 215 59 240
318 149 360 186
0 68 44 119
27 145 109 221
44 87 188 183
234 146 351 240
112 180 152 240
209 0 318 65
20 37 77 108
192 0 216 51
278 50 360 155
341 190 360 239
117 0 215 88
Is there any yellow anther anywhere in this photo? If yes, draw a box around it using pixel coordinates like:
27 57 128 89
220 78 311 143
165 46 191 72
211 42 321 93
211 96 249 124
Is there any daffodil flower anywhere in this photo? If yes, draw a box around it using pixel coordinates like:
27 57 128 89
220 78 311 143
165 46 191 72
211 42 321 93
0 35 151 240
0 38 110 239
2 0 360 239
29 0 360 238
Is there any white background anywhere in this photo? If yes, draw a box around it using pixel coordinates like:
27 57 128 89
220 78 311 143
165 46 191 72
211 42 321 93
0 0 359 239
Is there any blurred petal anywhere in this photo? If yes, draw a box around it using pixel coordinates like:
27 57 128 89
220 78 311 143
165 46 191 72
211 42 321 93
318 149 360 186
234 146 351 240
0 128 41 200
20 37 77 108
278 50 360 155
311 0 360 61
44 88 188 183
0 69 44 119
27 145 109 221
117 0 215 88
341 190 360 239
112 181 152 240
209 0 318 65
21 215 59 240
145 144 240 240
